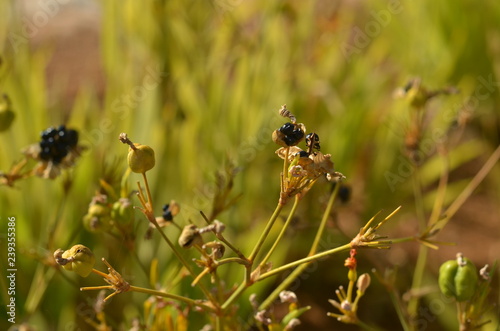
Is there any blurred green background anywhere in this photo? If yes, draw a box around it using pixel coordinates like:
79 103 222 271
1 0 499 330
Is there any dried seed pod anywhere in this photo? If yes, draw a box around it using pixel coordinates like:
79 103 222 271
305 132 321 152
203 241 226 260
178 224 203 248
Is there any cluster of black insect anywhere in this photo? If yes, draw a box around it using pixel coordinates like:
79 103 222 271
39 125 78 164
279 122 304 146
162 204 173 221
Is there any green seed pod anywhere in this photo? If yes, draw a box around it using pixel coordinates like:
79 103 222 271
83 203 112 233
128 143 155 173
439 255 478 302
0 94 15 132
111 198 135 225
61 244 95 277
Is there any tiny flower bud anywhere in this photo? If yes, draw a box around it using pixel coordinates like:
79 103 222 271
340 300 352 311
279 290 298 304
111 198 135 225
249 293 259 310
57 244 96 277
479 264 490 281
255 310 271 325
83 200 112 233
356 273 371 293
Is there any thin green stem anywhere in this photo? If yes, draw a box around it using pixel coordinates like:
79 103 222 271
128 285 216 312
428 155 449 228
142 172 154 210
389 237 417 244
283 147 290 183
248 203 284 262
221 277 248 310
388 288 411 331
149 219 216 304
356 319 386 331
310 182 339 254
259 195 300 267
444 144 500 221
407 166 428 322
217 257 250 266
258 183 339 310
258 243 351 282
407 244 428 319
412 168 426 230
347 279 355 303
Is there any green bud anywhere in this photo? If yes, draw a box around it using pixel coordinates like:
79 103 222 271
111 198 135 225
60 244 95 277
439 254 478 302
128 143 155 173
84 203 112 233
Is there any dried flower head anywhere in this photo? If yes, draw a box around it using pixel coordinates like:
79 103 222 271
80 258 131 302
276 146 344 204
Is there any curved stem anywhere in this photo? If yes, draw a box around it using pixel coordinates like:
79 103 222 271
407 167 427 320
142 172 154 211
309 182 339 254
356 319 386 331
221 275 248 310
259 195 300 267
258 183 339 310
248 203 284 262
258 243 351 282
128 285 216 312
